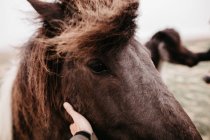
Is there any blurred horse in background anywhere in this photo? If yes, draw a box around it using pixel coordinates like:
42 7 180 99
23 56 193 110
146 28 210 70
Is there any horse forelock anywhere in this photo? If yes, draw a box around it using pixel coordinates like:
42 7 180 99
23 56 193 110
35 0 139 55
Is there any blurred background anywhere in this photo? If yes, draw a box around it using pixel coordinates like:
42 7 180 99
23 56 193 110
0 0 210 139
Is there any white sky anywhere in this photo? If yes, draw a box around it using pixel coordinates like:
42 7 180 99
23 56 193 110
137 0 210 41
0 0 210 52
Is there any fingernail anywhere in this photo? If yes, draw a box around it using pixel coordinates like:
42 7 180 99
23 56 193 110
63 102 68 109
63 102 73 110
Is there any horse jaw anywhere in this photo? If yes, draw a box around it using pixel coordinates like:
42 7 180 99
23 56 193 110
0 61 19 140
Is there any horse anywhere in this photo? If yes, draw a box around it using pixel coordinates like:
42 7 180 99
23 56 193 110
145 28 210 70
0 0 203 140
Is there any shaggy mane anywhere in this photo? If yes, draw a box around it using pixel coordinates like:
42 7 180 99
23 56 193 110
39 0 139 55
12 0 139 139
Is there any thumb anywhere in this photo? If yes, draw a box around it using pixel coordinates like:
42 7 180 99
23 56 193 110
70 123 79 135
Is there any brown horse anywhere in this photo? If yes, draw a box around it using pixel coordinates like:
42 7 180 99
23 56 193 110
146 28 210 70
0 0 202 140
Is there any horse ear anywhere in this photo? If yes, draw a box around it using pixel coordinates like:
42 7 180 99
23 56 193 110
27 0 63 20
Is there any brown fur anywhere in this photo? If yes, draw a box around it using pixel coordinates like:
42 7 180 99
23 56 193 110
12 0 138 139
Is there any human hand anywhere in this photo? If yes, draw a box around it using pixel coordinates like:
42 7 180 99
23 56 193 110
63 102 93 135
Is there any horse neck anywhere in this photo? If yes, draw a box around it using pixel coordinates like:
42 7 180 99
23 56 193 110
145 40 162 69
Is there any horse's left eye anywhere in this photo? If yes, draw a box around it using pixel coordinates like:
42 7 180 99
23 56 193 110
88 59 109 74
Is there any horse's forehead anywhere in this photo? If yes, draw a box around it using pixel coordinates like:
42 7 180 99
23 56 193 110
116 39 155 84
115 40 163 96
118 40 151 65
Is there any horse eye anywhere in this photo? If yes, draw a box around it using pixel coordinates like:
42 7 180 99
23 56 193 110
88 59 109 74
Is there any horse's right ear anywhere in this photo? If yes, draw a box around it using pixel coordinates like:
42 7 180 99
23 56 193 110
27 0 63 21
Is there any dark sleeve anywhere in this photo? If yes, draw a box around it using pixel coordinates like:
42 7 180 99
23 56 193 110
70 131 98 140
70 131 90 140
70 135 89 140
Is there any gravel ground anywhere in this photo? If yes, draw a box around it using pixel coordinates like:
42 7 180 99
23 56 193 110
0 40 210 139
161 40 210 140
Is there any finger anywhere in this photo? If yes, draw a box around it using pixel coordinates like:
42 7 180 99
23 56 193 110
63 102 82 122
63 102 73 112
